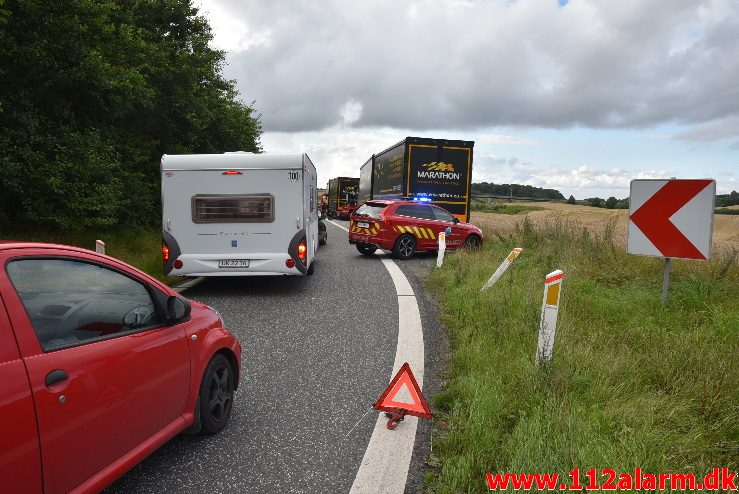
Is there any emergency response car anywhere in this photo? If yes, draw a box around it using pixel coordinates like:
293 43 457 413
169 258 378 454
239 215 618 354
348 199 483 259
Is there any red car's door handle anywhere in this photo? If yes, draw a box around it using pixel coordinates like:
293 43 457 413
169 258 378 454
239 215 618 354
45 369 69 387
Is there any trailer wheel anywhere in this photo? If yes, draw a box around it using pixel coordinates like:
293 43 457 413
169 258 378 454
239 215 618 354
356 244 377 256
392 234 416 260
307 261 315 275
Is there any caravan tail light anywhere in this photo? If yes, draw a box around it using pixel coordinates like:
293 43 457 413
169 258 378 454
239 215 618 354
173 260 183 269
298 238 307 263
222 170 242 175
162 243 170 264
286 258 296 268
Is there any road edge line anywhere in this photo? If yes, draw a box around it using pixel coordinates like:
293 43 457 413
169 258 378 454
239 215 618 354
327 220 425 494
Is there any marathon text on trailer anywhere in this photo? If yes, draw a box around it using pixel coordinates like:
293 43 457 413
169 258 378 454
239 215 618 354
418 162 461 180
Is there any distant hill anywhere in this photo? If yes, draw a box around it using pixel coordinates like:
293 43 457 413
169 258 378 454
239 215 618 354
471 182 565 200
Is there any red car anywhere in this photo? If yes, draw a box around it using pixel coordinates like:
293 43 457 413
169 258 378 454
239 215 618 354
0 242 242 494
348 200 483 259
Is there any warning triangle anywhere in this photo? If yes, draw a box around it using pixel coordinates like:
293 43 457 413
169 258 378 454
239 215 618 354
373 362 432 419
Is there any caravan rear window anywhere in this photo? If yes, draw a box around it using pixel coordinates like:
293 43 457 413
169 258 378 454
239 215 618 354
192 194 274 223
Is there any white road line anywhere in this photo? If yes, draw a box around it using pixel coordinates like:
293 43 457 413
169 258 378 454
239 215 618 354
173 276 205 292
326 219 425 494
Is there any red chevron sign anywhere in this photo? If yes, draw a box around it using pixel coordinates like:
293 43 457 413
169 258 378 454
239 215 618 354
628 179 716 260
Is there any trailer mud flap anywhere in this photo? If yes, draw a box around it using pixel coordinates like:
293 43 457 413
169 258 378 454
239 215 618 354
163 230 182 275
288 228 308 274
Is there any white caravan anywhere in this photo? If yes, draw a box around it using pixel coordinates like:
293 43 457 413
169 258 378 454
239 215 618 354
161 152 319 276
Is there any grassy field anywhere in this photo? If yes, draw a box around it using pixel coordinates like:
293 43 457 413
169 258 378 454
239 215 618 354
0 227 177 284
425 217 738 492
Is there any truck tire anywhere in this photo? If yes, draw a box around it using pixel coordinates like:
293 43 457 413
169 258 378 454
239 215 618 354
356 244 377 256
392 234 416 260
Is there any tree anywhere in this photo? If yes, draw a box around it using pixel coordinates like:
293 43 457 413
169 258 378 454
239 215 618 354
0 0 261 231
567 195 576 205
585 197 605 208
471 182 565 200
605 196 618 209
716 191 739 207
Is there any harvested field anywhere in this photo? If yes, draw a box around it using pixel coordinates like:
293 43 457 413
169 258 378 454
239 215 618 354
471 201 739 253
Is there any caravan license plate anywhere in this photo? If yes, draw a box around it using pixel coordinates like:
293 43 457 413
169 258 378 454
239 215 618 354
218 259 249 268
357 221 370 228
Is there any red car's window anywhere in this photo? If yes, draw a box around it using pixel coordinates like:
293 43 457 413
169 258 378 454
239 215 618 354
396 205 434 220
431 206 455 222
354 203 386 219
6 259 161 352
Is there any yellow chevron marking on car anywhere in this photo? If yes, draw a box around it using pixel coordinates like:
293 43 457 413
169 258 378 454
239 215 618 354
418 227 429 239
396 225 405 234
411 227 421 238
426 228 435 240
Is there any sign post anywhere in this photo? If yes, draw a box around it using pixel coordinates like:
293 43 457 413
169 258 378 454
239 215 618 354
628 179 716 306
481 248 523 291
95 239 105 255
536 270 563 366
436 232 446 268
662 258 672 307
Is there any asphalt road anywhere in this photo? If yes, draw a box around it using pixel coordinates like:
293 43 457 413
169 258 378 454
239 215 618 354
105 220 449 493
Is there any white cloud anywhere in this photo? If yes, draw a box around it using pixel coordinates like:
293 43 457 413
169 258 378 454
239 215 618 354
474 154 671 199
674 116 739 144
480 134 537 145
340 100 363 126
197 1 738 199
259 128 403 187
204 0 739 136
198 1 271 52
259 126 737 198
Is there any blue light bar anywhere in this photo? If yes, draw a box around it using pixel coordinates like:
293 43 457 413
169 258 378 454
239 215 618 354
415 196 432 202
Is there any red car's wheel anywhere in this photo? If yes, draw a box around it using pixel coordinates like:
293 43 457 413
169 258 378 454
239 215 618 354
199 354 235 435
356 244 377 256
393 234 416 260
464 234 481 250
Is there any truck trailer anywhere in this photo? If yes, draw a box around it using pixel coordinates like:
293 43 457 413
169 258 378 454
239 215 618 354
358 137 474 222
326 177 359 219
161 152 319 277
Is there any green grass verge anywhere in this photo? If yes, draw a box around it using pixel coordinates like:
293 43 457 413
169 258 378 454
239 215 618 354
426 217 739 493
0 228 179 285
471 204 545 215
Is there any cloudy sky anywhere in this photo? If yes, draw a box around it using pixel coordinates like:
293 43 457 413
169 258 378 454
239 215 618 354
198 0 738 199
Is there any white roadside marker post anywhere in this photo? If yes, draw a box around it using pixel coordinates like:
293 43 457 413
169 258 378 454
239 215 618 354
436 231 446 268
481 248 523 291
536 270 564 366
95 239 105 255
